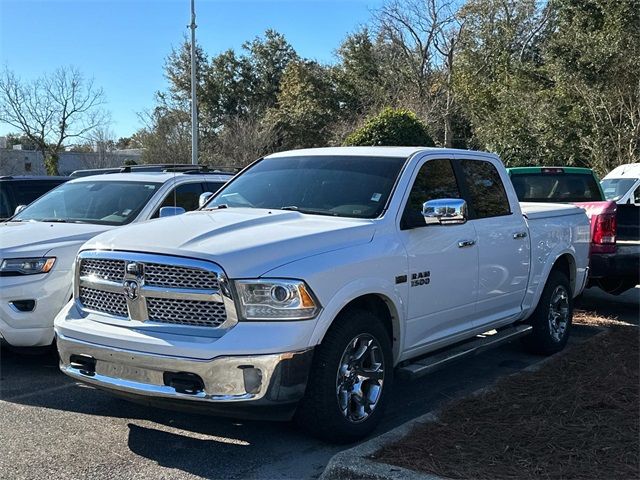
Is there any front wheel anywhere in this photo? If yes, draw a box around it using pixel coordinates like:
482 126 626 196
522 270 573 355
295 308 393 443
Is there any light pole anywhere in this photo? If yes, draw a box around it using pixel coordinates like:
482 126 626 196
189 0 198 165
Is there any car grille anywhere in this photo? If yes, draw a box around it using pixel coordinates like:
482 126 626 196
79 286 128 317
79 259 125 283
143 263 219 290
76 253 231 328
147 297 227 327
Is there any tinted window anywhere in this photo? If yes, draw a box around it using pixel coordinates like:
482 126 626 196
208 156 407 218
403 159 461 226
512 172 603 203
12 181 66 205
0 180 66 218
153 182 204 217
0 185 12 218
461 160 511 218
205 181 226 194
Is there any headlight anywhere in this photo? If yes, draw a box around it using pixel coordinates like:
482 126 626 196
0 257 56 276
234 279 320 320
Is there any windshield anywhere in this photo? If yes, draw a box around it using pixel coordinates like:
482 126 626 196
601 178 638 201
206 155 407 218
510 173 603 203
13 181 160 225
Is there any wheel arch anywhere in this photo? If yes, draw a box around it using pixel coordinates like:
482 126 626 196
311 291 404 365
551 253 577 293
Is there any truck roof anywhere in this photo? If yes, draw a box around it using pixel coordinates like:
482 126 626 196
507 166 595 175
65 171 234 184
266 146 487 159
604 163 640 179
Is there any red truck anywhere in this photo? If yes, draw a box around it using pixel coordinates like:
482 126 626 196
508 166 638 295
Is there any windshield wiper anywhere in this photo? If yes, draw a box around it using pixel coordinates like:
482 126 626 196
280 206 338 217
204 204 228 211
38 218 87 224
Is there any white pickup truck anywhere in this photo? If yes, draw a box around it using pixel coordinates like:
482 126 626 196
55 147 590 442
0 171 232 348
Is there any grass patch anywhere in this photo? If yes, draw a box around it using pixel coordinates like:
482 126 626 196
375 320 639 479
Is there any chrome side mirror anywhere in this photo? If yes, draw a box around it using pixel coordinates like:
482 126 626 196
422 198 467 225
199 192 214 208
14 205 26 216
159 206 186 218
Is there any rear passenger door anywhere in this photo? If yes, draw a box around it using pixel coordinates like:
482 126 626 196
456 155 530 327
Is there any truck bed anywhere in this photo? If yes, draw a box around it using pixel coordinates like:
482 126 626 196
519 202 586 219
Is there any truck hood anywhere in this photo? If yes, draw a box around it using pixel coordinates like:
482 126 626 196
0 221 112 258
84 208 376 278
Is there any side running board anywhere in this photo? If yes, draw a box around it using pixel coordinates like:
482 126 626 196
397 324 533 381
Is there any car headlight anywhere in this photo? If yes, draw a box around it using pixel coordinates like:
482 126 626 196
234 279 320 320
0 257 56 276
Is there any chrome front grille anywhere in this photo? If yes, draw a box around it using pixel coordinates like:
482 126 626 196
147 298 227 327
75 251 237 329
79 259 125 283
143 263 219 290
79 286 128 317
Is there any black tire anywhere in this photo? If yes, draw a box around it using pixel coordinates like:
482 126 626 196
596 278 637 296
522 269 573 355
295 308 393 443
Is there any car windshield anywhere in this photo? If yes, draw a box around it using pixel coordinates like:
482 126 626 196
510 173 603 203
12 181 161 225
601 178 638 201
206 155 407 218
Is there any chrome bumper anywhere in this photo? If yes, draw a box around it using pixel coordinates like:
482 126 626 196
57 333 313 408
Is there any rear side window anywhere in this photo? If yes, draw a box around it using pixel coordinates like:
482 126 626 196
153 182 204 218
460 160 511 218
511 172 603 203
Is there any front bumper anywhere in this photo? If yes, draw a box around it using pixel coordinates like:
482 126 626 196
57 332 314 420
0 269 71 347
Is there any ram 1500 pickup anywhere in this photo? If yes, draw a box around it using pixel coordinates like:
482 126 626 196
55 147 590 442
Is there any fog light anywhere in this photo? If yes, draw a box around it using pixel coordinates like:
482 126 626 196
241 366 263 394
9 299 36 312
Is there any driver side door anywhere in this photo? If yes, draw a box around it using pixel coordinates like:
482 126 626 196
398 157 479 355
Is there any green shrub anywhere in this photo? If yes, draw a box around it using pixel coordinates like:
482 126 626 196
343 108 434 147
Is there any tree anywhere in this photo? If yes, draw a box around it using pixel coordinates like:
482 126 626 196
343 107 435 146
133 107 191 165
542 0 640 174
207 115 277 167
266 60 339 149
0 66 108 174
374 0 465 146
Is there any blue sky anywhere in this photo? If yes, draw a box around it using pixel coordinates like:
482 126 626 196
0 0 382 139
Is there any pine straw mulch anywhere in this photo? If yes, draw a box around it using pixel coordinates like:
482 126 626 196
375 316 639 480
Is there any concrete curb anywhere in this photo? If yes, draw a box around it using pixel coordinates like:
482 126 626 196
319 411 446 480
320 326 610 480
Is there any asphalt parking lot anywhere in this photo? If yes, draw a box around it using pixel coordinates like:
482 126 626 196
0 287 637 480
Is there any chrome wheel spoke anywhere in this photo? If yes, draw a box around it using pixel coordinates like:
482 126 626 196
548 285 570 342
336 333 385 423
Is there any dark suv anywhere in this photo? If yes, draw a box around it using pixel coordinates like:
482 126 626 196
0 176 69 221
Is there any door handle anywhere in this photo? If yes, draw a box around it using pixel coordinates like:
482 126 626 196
458 239 476 248
513 231 528 239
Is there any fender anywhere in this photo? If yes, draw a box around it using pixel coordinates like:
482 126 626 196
522 246 580 317
309 277 406 364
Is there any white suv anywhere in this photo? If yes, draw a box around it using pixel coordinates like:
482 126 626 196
0 170 233 348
